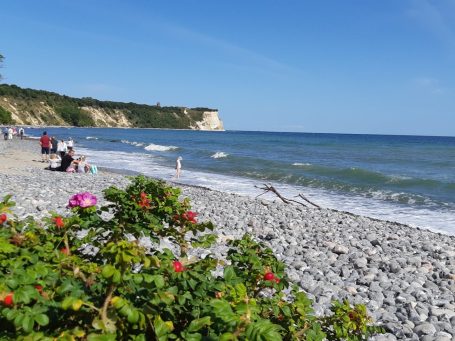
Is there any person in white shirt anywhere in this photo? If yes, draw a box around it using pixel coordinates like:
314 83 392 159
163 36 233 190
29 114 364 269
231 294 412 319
67 137 74 150
174 156 182 179
48 154 61 171
57 140 67 158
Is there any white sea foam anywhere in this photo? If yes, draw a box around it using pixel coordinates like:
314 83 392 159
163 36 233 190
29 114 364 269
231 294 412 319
75 145 455 236
292 162 312 166
211 152 229 159
120 140 145 147
86 136 98 140
144 143 178 152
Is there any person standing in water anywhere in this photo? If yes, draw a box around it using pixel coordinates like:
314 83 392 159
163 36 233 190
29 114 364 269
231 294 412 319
174 156 182 179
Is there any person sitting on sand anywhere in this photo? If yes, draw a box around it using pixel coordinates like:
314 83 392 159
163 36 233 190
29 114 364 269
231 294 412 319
58 149 77 172
47 153 61 171
174 156 183 179
76 155 90 173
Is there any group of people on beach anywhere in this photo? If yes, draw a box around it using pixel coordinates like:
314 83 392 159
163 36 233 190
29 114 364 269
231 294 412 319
39 131 96 174
2 126 24 140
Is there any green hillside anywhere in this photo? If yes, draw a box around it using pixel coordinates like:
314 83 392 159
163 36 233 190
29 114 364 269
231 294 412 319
0 84 217 129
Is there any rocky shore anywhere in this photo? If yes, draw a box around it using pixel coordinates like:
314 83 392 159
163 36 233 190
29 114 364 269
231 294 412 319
1 139 454 340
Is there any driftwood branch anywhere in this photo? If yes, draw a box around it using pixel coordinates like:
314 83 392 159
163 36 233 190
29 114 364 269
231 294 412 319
295 193 320 208
255 184 320 208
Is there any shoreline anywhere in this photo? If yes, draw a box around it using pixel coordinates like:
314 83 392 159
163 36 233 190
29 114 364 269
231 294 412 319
1 138 454 339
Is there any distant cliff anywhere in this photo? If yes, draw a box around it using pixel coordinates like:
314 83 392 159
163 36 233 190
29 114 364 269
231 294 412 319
0 84 224 131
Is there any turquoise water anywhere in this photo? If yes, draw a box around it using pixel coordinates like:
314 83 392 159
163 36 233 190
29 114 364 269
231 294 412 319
29 128 455 234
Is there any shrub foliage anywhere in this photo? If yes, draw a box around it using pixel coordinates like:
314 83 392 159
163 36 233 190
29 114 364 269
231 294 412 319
0 176 383 340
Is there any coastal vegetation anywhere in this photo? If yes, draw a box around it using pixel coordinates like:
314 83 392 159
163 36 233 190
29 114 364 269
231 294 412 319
0 83 218 129
0 106 12 124
0 176 382 340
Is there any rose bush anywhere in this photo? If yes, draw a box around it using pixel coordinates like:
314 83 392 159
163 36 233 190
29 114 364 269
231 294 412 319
0 176 383 340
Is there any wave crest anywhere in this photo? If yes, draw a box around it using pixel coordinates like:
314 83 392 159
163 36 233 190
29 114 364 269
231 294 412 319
211 152 229 159
121 140 145 147
292 162 312 167
144 143 178 152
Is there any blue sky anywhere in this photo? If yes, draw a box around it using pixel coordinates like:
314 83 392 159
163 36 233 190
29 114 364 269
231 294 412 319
1 0 454 136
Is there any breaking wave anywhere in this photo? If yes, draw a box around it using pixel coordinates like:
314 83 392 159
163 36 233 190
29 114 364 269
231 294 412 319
144 143 178 152
211 152 229 159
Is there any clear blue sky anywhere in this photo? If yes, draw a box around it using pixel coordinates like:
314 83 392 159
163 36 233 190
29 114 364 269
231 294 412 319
1 0 454 136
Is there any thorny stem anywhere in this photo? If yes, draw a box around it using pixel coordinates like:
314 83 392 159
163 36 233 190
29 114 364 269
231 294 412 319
63 233 71 256
101 284 116 325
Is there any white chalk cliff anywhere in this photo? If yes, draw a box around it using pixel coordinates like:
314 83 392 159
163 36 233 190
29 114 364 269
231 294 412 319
193 111 224 131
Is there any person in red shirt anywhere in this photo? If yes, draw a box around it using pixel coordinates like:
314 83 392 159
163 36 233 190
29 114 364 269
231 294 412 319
39 131 51 162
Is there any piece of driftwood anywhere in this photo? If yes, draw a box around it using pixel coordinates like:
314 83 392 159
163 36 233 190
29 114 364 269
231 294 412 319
295 193 320 208
255 184 320 208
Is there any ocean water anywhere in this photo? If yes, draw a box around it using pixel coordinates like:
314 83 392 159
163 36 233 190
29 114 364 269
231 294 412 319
29 128 455 235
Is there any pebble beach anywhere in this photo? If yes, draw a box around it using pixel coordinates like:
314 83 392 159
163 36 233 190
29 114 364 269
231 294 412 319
1 139 454 340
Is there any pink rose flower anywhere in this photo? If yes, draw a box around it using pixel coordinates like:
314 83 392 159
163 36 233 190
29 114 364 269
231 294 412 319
68 192 97 208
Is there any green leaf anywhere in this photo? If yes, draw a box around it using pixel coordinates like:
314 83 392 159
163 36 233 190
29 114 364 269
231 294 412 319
210 300 238 324
112 270 122 283
102 265 116 278
219 333 237 341
154 315 174 341
180 331 202 341
62 296 77 310
87 333 117 341
34 313 49 326
14 288 31 304
154 275 165 288
127 309 140 324
0 237 17 253
245 319 283 341
22 315 35 333
223 266 236 282
187 316 211 332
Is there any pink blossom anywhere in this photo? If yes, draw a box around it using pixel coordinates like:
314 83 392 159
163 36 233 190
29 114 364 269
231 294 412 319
68 192 97 208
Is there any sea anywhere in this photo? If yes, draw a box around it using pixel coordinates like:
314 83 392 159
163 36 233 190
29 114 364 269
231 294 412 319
28 128 455 235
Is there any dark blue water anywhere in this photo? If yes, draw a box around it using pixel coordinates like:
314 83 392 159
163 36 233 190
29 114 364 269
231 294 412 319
28 128 455 234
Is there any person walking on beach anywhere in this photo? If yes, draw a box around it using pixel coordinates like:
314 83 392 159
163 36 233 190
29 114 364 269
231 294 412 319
39 131 51 162
174 156 182 179
7 127 13 140
19 127 24 140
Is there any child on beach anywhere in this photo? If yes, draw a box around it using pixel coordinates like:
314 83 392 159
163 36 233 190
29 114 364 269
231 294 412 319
47 154 61 171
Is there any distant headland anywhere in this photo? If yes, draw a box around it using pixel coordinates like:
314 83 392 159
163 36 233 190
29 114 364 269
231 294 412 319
0 84 224 131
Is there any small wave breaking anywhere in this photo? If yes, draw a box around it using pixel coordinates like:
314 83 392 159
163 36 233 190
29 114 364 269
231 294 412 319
121 140 145 147
292 162 312 167
144 143 178 152
211 152 229 159
86 136 99 140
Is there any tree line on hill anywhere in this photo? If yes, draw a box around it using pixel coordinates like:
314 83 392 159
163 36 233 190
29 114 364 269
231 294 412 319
0 84 216 128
